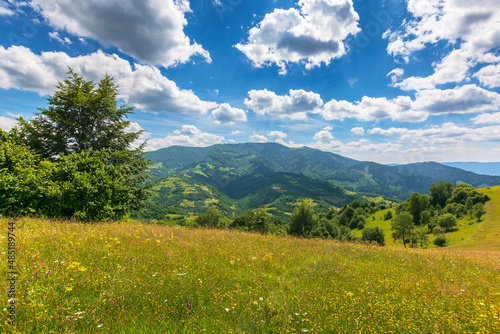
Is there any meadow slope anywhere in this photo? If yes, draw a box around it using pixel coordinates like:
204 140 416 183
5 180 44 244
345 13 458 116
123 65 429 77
451 185 500 251
1 218 499 333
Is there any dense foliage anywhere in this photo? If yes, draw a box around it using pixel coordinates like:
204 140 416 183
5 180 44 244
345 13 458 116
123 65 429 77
17 69 139 160
0 71 150 220
389 182 489 248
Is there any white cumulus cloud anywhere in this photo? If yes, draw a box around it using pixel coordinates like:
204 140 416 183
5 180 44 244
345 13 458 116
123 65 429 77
0 0 14 15
147 125 224 151
350 127 364 135
211 103 247 124
474 64 500 88
244 88 323 120
0 46 217 114
48 32 72 45
386 0 500 90
250 133 268 143
0 116 18 131
471 112 500 124
313 126 334 141
30 0 210 68
268 130 287 139
320 84 500 122
235 0 360 74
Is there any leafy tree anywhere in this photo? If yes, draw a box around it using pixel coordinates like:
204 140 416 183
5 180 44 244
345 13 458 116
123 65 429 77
429 181 453 208
288 202 316 236
267 216 287 235
420 210 431 228
350 200 361 209
448 184 472 205
361 227 385 246
196 206 221 228
383 210 393 221
56 150 150 219
437 213 457 232
251 209 270 232
407 192 430 225
5 70 152 220
231 210 255 229
415 227 430 248
472 203 486 222
391 212 415 248
326 208 337 220
17 69 141 160
339 206 355 226
0 131 56 215
310 224 330 238
338 226 358 242
432 226 446 236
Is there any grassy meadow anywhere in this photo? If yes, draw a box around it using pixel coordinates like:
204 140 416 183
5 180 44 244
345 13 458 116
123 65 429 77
1 216 500 333
452 186 500 251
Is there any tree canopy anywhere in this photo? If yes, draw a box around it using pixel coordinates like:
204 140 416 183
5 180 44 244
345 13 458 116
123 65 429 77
288 202 316 236
391 211 415 248
17 69 141 160
1 70 151 220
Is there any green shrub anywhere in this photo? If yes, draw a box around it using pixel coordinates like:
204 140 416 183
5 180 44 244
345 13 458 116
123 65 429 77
361 227 385 246
433 234 448 247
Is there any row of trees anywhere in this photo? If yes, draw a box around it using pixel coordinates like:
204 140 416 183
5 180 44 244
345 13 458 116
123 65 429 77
0 70 151 220
191 199 387 245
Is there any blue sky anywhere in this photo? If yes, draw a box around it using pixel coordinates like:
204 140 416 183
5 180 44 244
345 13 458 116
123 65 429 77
0 0 499 164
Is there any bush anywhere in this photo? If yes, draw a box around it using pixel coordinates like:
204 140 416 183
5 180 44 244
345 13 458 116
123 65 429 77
196 206 220 228
433 234 448 247
432 226 446 235
437 213 457 232
361 227 385 246
384 210 393 220
310 226 330 238
472 203 486 222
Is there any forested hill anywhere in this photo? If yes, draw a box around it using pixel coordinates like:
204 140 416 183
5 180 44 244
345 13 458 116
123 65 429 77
146 143 500 204
395 162 500 188
147 142 358 176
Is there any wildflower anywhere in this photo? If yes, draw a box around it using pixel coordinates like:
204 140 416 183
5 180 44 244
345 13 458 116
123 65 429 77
97 324 103 328
187 298 192 309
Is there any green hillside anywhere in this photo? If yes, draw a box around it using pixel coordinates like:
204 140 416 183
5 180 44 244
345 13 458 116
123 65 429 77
353 185 500 251
145 144 500 218
2 217 499 333
451 185 500 251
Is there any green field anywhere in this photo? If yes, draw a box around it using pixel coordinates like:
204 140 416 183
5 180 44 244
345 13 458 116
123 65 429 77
1 214 500 333
353 186 500 251
451 186 500 251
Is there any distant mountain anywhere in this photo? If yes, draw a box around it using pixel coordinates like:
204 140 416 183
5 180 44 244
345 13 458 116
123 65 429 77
441 162 500 177
143 143 500 219
147 142 358 178
394 162 500 188
145 143 362 218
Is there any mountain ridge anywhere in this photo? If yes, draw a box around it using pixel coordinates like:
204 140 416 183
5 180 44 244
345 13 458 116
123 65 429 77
142 143 500 219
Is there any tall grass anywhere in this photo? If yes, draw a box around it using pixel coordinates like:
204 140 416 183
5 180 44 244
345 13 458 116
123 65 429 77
1 217 499 333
